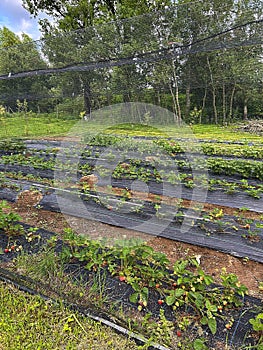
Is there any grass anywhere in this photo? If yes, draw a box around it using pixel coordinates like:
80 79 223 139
0 115 76 139
191 124 263 143
0 280 139 350
1 113 262 143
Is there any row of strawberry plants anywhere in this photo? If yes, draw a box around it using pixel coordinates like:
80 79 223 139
0 200 50 255
109 157 263 182
1 134 263 162
1 154 263 204
154 138 263 160
0 201 261 348
25 135 263 162
1 170 262 247
61 228 248 337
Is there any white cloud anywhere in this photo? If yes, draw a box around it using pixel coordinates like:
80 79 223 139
21 18 32 31
0 0 46 40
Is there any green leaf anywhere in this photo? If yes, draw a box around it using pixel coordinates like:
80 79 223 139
142 287 149 297
210 304 218 313
200 316 208 325
208 318 217 335
129 292 139 304
194 339 208 350
175 288 185 297
166 294 176 306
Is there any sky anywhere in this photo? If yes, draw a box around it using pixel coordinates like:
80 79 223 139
0 0 47 40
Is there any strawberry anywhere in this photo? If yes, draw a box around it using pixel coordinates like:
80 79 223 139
10 245 15 251
119 276 126 282
155 283 160 289
4 248 10 253
157 299 164 305
176 330 182 337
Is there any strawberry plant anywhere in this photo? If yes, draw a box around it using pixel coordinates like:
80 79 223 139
0 200 24 235
164 258 248 335
249 313 263 334
59 229 249 340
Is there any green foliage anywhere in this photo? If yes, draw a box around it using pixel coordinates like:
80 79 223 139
0 113 76 139
249 313 263 332
0 200 24 235
61 229 248 340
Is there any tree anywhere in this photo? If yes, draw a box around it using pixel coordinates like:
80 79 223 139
0 27 48 111
22 0 173 116
21 0 263 122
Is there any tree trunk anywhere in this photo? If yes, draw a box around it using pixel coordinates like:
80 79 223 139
201 87 207 124
206 56 218 124
243 96 248 120
222 83 226 125
185 84 191 120
169 83 178 123
228 84 236 122
211 87 218 124
174 76 182 123
171 61 181 124
83 82 92 116
157 90 161 106
79 75 92 117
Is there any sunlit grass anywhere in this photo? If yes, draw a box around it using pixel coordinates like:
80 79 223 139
0 115 76 139
0 281 138 350
0 113 262 144
191 124 263 142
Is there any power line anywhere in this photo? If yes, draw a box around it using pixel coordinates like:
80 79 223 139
0 19 262 81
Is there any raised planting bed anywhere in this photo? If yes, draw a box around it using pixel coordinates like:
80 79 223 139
0 177 262 263
1 144 263 210
3 138 263 181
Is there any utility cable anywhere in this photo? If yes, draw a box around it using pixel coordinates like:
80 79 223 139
0 19 262 81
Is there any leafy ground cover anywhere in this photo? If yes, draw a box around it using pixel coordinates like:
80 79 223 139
1 115 263 143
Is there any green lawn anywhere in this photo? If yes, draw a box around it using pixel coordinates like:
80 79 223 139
191 124 263 142
0 115 76 139
0 114 261 143
0 281 138 350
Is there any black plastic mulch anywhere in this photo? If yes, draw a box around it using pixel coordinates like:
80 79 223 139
0 178 262 263
0 159 262 211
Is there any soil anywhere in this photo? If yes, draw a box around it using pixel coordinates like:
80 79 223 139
7 189 263 301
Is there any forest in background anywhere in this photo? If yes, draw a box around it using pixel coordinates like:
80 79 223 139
0 0 262 124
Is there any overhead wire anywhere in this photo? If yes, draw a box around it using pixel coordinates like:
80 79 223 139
0 18 261 81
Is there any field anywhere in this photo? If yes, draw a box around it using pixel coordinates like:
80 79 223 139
0 115 262 349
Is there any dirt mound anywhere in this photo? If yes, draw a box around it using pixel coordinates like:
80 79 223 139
237 120 263 135
16 190 43 209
